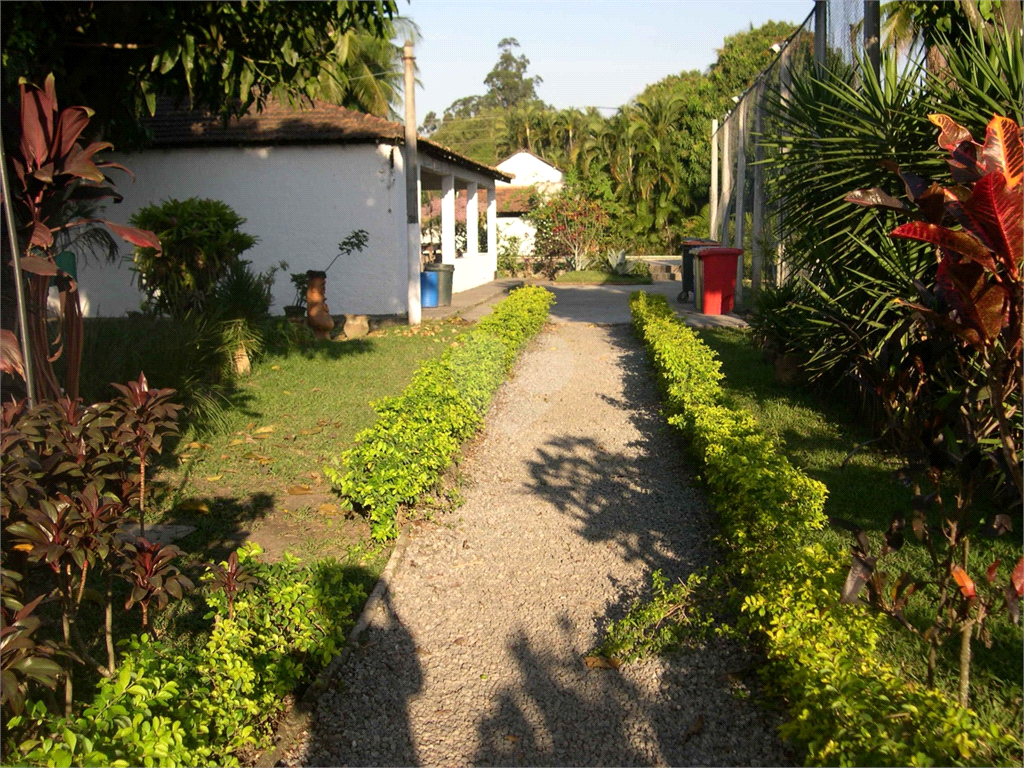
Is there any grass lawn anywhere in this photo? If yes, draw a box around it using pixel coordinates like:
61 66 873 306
697 326 1023 735
555 270 652 285
133 317 470 568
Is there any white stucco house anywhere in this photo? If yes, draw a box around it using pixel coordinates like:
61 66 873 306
421 150 563 258
77 99 512 317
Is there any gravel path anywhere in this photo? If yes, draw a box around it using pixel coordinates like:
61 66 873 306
289 322 791 767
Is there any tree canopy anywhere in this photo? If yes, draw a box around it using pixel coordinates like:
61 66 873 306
1 1 400 148
426 38 547 164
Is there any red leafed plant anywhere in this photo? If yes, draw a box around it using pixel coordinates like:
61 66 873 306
839 114 1023 709
3 74 161 401
120 538 193 629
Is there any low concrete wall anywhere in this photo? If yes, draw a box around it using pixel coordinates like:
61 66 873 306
451 251 497 294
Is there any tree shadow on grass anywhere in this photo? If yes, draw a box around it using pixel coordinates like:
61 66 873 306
265 337 374 362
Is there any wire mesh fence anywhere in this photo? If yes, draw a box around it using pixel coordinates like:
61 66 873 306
707 0 876 309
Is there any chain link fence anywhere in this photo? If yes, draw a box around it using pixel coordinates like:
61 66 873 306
708 0 876 309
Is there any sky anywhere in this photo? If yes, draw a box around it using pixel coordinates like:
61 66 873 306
404 0 817 123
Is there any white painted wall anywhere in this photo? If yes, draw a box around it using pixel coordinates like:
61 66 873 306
82 143 408 317
496 218 537 257
451 251 497 294
495 151 563 190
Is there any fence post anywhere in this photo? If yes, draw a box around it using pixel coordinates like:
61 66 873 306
864 0 881 80
750 80 766 298
814 0 828 75
731 99 747 310
709 119 718 239
717 115 732 243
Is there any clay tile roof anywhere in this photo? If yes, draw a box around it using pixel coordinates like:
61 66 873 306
143 97 512 182
421 185 540 221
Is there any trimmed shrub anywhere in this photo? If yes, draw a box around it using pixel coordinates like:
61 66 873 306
629 291 1020 767
325 286 553 540
7 544 363 767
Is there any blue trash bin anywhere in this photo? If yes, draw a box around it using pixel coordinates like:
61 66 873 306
421 270 439 308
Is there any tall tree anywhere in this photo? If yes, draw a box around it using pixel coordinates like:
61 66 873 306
482 37 544 109
1 1 398 148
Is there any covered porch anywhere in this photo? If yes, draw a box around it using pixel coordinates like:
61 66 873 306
418 153 511 295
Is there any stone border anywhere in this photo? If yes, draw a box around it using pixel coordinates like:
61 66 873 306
255 528 414 768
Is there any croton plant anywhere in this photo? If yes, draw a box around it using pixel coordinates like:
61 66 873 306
840 114 1022 707
2 74 160 401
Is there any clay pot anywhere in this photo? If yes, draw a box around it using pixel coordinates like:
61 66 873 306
305 270 334 339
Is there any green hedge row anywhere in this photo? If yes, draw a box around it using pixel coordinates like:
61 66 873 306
629 291 1018 767
9 546 363 767
325 286 554 540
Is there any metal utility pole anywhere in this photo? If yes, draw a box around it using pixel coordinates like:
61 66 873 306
0 137 37 405
403 40 422 326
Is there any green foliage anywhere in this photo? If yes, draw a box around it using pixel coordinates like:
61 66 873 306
629 291 1022 766
1 2 401 148
597 571 712 663
528 191 610 273
130 198 258 319
496 233 526 277
325 287 553 540
6 544 365 767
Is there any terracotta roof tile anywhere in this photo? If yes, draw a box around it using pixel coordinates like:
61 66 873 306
421 186 540 221
143 97 512 181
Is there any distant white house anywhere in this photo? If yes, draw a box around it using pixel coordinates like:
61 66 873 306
76 99 511 317
422 149 563 258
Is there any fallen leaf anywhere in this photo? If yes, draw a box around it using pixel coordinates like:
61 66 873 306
310 471 323 485
254 426 275 434
176 500 210 515
245 422 256 431
271 365 281 371
219 454 229 460
229 439 245 446
318 503 339 514
188 441 202 450
480 673 489 680
205 475 223 482
298 428 322 436
287 485 313 495
583 655 621 670
282 390 293 396
683 714 704 741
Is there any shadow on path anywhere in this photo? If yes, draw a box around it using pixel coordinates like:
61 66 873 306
304 588 423 766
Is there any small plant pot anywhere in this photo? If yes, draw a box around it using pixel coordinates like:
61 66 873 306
284 305 306 325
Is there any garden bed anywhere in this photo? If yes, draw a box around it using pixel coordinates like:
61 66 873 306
629 292 1023 767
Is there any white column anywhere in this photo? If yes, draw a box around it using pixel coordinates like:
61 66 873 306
441 174 455 265
486 186 497 256
465 182 479 255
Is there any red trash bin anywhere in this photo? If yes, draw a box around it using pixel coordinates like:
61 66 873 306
695 246 743 315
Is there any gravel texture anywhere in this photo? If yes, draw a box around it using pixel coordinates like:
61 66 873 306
286 322 791 767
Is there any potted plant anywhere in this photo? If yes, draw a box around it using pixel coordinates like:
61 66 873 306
284 271 307 323
302 229 370 338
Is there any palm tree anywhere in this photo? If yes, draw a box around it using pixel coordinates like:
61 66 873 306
314 16 420 118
